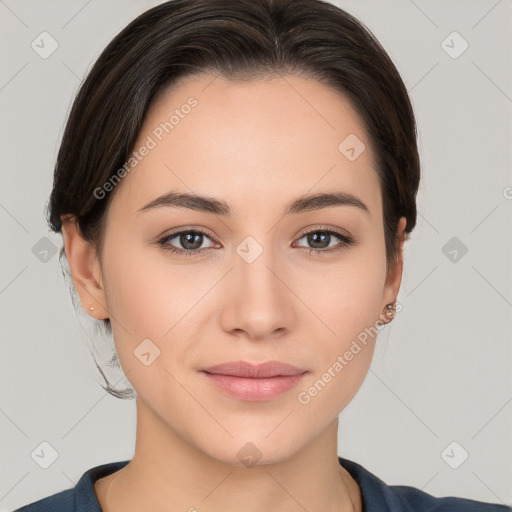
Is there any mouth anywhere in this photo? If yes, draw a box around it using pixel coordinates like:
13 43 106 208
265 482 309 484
200 361 308 402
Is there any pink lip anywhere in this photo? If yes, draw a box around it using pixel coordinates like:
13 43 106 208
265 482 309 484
201 361 308 401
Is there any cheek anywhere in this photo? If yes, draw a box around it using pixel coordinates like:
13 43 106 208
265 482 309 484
293 246 385 413
101 222 385 400
101 238 202 337
295 274 380 423
100 243 213 386
301 246 386 347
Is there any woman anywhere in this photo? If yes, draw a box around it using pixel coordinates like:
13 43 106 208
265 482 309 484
14 0 510 510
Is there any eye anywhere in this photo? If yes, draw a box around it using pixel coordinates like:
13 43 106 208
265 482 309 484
294 227 354 255
156 226 355 257
157 229 216 257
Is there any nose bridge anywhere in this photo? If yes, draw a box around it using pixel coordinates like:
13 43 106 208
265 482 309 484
221 232 294 338
237 235 279 291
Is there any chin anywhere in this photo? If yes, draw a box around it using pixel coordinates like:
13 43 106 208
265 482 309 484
199 428 308 469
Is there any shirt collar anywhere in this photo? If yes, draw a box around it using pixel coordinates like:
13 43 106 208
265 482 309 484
75 457 399 512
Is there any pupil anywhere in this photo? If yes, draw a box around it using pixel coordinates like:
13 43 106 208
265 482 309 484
309 232 329 249
181 232 202 250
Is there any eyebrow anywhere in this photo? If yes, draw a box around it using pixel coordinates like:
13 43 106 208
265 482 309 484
137 191 370 217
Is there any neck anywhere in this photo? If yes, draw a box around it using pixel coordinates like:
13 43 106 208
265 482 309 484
96 398 360 512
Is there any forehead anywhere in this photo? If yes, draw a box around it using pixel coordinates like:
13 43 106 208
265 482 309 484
108 73 382 220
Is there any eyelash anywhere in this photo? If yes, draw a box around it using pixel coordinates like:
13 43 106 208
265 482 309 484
156 227 354 258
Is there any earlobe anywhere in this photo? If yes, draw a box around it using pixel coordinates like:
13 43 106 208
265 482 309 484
379 216 407 325
60 215 109 320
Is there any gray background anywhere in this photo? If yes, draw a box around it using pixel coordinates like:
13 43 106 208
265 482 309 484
1 0 511 510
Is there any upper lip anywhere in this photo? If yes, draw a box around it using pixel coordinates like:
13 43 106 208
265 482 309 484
202 361 307 378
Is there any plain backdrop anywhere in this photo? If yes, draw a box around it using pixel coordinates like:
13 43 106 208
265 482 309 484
1 0 511 510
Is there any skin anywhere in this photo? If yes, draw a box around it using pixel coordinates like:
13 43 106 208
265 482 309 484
62 72 406 512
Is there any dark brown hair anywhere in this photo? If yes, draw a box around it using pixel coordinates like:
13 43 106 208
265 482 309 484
47 0 420 398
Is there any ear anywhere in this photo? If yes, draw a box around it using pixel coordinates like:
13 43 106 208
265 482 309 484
378 216 407 325
60 215 109 320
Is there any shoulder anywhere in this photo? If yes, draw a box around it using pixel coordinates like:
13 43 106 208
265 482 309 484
13 489 74 512
12 460 130 512
338 457 511 512
389 483 511 511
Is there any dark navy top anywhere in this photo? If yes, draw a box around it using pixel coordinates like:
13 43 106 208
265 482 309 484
13 457 511 511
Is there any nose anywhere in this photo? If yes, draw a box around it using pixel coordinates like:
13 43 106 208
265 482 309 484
219 240 296 341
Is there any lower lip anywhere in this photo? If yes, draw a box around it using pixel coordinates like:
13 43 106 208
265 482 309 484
202 372 307 401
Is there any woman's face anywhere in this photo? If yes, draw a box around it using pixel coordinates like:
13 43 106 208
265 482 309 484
73 73 405 466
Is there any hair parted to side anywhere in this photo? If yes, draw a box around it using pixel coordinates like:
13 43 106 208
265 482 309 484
47 0 420 399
